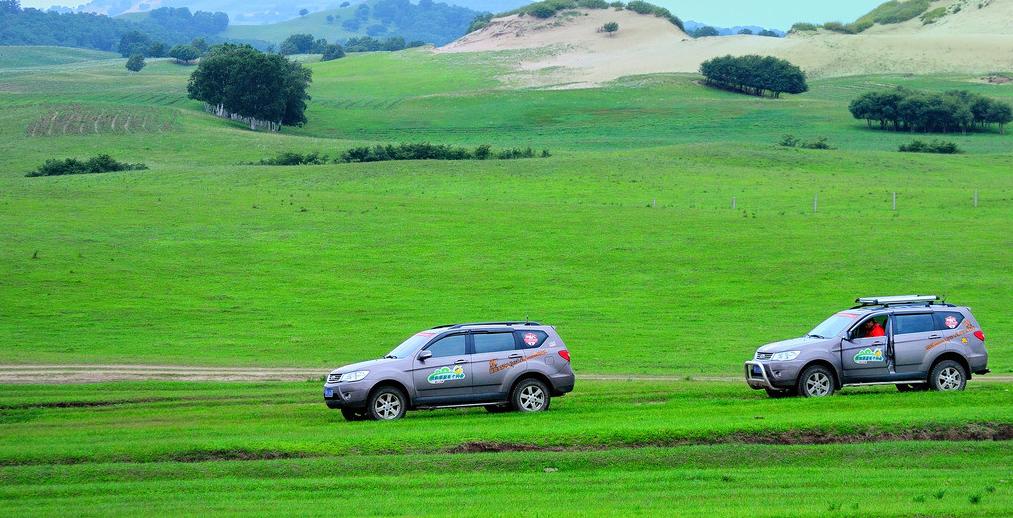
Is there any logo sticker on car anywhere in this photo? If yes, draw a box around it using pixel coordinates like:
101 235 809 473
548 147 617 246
523 333 539 346
944 316 959 329
427 365 466 384
853 347 884 364
489 350 547 374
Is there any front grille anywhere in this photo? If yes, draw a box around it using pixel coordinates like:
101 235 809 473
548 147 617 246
755 352 773 360
327 373 341 383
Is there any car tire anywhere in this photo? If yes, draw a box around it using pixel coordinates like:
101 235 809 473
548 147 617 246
484 404 511 413
366 386 408 421
929 360 967 392
796 365 835 398
764 388 796 398
511 379 551 412
341 408 365 421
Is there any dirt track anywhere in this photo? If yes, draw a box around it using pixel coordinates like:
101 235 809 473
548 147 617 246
0 365 1010 384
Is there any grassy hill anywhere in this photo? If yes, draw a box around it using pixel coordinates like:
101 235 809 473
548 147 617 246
1 46 1010 374
223 0 481 46
0 46 118 69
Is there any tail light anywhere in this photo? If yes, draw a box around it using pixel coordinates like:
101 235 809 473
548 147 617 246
974 330 985 342
558 350 571 362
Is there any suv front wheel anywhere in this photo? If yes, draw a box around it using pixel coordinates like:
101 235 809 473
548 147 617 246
367 386 408 420
797 365 835 398
929 360 967 392
512 379 551 412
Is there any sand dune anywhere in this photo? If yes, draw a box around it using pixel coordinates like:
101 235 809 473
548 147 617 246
437 2 1013 88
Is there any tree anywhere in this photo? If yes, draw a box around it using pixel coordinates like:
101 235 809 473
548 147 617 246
279 33 315 55
0 0 20 13
601 22 619 36
148 42 168 57
849 87 1012 134
326 15 334 24
125 54 145 72
299 8 309 16
758 29 779 37
186 44 312 131
691 26 719 38
699 55 807 98
169 44 200 64
191 37 208 55
118 30 151 57
737 28 753 35
321 44 345 61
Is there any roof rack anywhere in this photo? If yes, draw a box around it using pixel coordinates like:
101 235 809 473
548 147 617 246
448 321 541 329
853 295 942 308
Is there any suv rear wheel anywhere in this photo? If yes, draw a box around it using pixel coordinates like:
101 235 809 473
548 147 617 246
511 379 550 412
367 386 408 420
797 365 835 398
929 360 967 392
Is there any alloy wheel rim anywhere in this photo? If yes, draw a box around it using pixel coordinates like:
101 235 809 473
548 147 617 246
937 367 962 391
519 385 545 411
374 393 402 419
805 372 831 396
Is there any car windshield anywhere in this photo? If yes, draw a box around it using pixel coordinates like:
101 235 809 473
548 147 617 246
385 333 433 359
806 313 859 339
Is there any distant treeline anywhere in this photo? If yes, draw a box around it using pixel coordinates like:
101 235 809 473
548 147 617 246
849 88 1013 134
250 144 551 165
699 55 808 98
278 33 425 57
0 1 229 52
26 154 147 177
495 0 684 31
338 0 478 46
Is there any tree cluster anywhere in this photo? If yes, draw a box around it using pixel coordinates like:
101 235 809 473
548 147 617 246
343 36 426 52
337 0 477 45
690 26 719 38
849 88 1013 134
0 3 229 53
699 55 808 98
249 144 551 165
187 44 312 131
26 154 148 177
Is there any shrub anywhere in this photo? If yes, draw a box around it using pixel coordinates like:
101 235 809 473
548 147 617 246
250 144 551 165
321 44 345 61
691 26 719 38
577 0 610 8
601 21 619 35
26 154 148 177
125 54 145 72
898 140 961 153
624 1 683 30
790 22 819 32
822 21 858 34
700 54 807 98
779 134 800 147
920 7 947 24
467 13 493 33
254 152 329 165
168 44 200 64
779 135 832 149
856 0 931 26
609 1 624 7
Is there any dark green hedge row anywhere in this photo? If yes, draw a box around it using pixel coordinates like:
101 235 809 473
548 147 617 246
26 154 148 177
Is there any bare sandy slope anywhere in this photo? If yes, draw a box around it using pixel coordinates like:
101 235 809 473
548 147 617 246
437 5 1013 88
865 0 1013 35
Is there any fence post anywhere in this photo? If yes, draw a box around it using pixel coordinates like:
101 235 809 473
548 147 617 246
892 192 897 211
974 190 978 208
813 193 818 213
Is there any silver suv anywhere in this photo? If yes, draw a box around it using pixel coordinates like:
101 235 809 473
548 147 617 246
324 322 575 420
745 295 989 397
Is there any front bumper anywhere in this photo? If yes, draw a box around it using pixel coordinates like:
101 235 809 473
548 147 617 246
323 381 370 409
744 360 801 390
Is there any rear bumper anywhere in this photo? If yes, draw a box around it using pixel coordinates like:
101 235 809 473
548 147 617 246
550 372 575 396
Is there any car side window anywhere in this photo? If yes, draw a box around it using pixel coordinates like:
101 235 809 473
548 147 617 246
894 314 935 335
473 333 516 354
934 311 964 331
425 334 466 358
516 330 548 349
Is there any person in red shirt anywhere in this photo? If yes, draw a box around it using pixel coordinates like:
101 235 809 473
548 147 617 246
861 318 886 337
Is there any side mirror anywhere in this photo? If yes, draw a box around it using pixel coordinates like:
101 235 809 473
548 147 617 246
418 350 432 362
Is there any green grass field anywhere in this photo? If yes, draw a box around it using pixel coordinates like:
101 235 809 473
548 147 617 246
1 45 1010 515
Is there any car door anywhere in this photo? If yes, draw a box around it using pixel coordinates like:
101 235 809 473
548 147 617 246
411 333 472 402
469 330 522 399
841 313 891 380
892 312 937 374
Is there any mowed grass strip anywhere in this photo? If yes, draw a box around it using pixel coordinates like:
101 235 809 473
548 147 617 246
0 443 1009 516
0 381 1009 466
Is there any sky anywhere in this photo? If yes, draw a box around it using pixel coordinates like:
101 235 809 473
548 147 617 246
18 0 889 30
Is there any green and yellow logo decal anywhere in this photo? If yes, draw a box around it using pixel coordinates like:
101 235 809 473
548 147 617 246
853 347 884 364
427 365 465 384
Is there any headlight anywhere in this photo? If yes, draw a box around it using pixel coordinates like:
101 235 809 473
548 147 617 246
337 370 369 382
770 351 801 361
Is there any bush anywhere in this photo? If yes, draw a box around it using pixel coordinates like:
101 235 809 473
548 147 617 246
691 26 719 38
125 54 145 72
920 7 947 24
321 44 345 61
467 13 493 33
778 135 833 150
899 140 962 154
250 144 551 165
822 21 859 34
168 44 200 64
700 54 807 98
26 154 148 177
577 0 610 8
253 152 329 165
790 22 819 32
856 0 931 26
624 1 683 30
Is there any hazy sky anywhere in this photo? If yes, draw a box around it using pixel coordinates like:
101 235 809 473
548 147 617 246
18 0 887 29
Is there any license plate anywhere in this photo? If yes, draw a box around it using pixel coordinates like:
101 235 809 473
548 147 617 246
324 388 333 397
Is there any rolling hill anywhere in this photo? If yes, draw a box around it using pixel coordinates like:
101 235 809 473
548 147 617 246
439 1 1013 87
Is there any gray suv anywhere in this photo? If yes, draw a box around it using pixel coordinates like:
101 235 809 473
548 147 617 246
745 296 988 397
324 322 575 420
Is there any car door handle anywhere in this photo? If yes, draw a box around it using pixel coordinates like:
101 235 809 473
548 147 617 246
454 359 467 364
508 354 523 359
928 334 942 339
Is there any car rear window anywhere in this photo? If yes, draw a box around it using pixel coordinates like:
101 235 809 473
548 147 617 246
516 330 548 348
894 314 935 335
473 332 516 354
934 311 965 331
